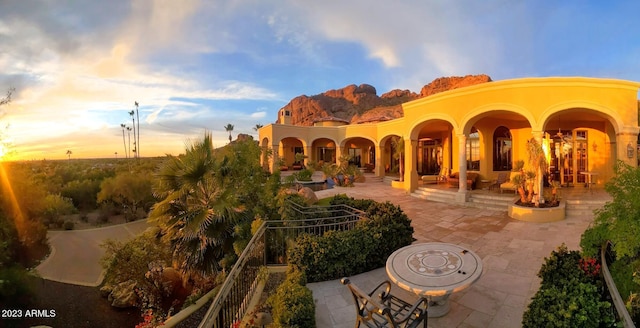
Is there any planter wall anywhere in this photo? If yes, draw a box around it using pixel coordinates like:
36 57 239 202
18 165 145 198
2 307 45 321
508 201 565 222
391 180 404 189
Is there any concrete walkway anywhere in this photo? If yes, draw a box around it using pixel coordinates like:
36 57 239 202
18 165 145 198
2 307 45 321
308 179 596 328
36 220 152 286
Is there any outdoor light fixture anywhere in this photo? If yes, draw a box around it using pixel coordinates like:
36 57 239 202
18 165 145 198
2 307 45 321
627 142 635 158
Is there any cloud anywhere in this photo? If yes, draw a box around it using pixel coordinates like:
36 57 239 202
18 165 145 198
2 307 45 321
250 111 267 119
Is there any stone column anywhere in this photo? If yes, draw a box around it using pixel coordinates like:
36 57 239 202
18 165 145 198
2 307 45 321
456 134 469 203
375 145 384 176
304 146 312 167
404 138 419 192
271 144 280 173
335 145 342 165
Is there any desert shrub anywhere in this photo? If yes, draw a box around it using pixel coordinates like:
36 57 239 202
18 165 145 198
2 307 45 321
538 244 588 287
522 244 616 328
288 229 375 282
100 229 173 310
267 269 315 328
608 257 640 302
329 194 374 210
580 222 610 258
42 194 77 227
0 265 34 309
288 196 414 282
583 161 640 260
61 179 101 210
627 292 640 324
79 212 89 223
97 202 118 224
294 168 313 182
63 220 75 230
101 229 172 286
580 161 640 325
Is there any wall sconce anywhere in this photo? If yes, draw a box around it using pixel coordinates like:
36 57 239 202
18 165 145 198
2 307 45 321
627 143 635 158
592 141 597 152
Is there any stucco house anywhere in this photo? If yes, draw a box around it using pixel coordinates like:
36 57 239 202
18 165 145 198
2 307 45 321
258 77 640 203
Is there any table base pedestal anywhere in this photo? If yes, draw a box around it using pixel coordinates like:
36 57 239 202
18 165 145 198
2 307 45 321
427 295 451 317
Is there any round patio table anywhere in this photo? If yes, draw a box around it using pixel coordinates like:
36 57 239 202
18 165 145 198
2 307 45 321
386 242 483 317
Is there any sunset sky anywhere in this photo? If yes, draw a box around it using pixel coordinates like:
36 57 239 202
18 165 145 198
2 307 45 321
1 1 640 160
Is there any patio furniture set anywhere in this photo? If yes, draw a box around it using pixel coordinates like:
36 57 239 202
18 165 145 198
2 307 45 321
342 242 483 328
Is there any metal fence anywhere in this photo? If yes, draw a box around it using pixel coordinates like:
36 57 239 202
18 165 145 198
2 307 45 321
265 202 365 265
198 202 365 328
198 222 266 328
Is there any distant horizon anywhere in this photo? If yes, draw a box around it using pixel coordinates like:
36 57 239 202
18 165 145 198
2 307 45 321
3 1 640 161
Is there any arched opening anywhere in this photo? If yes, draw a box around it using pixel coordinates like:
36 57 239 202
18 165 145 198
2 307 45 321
342 137 375 168
312 138 337 165
545 110 615 186
493 126 512 171
466 127 480 171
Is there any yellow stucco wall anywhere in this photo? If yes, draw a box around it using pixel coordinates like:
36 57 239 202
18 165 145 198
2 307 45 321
259 77 640 193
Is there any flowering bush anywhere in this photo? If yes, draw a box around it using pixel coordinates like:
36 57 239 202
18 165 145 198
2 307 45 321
135 309 165 328
522 244 616 327
579 257 601 278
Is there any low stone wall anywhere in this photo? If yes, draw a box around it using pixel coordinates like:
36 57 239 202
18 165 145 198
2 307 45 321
508 201 565 222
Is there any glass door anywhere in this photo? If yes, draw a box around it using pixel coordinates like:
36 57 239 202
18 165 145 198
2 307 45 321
348 148 362 167
549 130 588 186
417 140 442 175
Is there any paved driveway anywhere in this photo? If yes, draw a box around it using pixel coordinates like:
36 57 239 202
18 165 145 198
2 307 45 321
36 220 153 286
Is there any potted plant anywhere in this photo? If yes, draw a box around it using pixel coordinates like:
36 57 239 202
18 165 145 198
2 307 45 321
321 163 337 188
508 138 564 222
329 154 351 186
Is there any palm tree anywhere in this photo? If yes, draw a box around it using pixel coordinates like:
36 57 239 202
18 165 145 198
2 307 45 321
129 110 136 158
253 124 263 132
149 132 245 275
126 126 132 159
66 149 72 161
115 151 118 159
135 101 140 158
392 136 405 182
526 137 548 205
224 123 234 143
0 88 13 107
120 124 127 159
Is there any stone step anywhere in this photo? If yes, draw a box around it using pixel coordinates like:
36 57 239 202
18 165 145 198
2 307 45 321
412 187 458 203
410 192 457 203
467 194 513 211
383 176 398 185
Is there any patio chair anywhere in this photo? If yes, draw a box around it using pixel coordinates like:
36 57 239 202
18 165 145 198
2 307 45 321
436 167 449 184
490 172 508 191
341 278 428 328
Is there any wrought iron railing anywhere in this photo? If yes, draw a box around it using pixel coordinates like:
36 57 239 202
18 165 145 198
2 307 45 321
198 222 266 328
198 202 365 328
601 241 636 328
265 202 365 265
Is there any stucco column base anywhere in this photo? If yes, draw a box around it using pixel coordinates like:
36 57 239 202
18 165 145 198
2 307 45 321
455 191 470 204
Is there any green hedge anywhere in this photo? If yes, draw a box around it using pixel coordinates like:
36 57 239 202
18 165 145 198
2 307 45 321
267 269 316 328
522 244 616 328
287 194 414 282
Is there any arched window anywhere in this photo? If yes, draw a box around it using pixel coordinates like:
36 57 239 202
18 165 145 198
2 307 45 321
493 126 512 171
466 127 480 170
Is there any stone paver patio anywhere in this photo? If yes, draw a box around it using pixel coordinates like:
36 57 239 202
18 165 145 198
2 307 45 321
308 178 596 328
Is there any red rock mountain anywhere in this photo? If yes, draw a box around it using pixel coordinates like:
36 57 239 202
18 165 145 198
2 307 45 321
278 74 492 126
